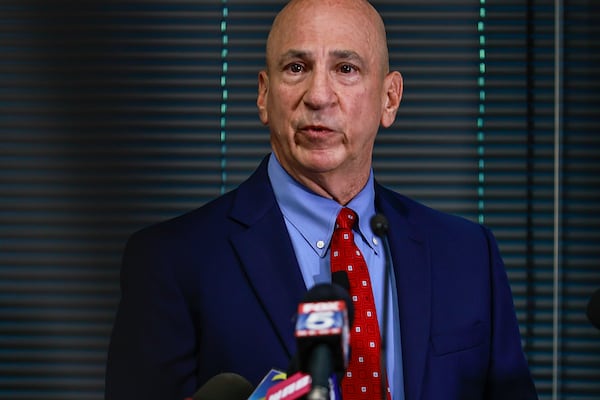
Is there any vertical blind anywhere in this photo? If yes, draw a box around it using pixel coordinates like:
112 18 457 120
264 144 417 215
0 1 598 399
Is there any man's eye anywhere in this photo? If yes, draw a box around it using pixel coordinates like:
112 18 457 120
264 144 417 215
339 64 356 74
288 63 304 73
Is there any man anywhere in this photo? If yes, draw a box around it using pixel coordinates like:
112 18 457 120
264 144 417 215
105 0 538 399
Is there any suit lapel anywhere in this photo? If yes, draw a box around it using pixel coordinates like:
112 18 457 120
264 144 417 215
229 157 307 359
376 184 431 400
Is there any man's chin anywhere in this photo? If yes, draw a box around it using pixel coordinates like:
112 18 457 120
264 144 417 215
296 151 344 174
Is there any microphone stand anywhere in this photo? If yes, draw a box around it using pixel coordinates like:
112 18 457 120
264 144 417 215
371 214 392 400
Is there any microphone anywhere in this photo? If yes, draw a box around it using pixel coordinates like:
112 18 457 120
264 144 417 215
265 371 312 400
248 369 287 400
295 283 354 400
587 288 600 330
370 214 389 238
189 372 254 400
370 213 392 400
332 270 350 293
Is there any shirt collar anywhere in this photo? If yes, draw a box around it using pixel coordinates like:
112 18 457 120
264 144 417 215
267 153 379 257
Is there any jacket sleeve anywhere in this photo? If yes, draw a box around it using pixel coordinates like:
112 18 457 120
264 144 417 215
105 230 198 400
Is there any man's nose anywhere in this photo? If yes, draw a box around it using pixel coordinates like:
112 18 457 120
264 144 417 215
302 69 337 110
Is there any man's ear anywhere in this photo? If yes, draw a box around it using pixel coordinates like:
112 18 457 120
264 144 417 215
381 71 403 128
257 70 269 125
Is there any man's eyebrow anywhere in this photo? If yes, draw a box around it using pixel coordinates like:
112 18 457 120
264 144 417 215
277 49 311 65
330 49 363 62
276 49 364 65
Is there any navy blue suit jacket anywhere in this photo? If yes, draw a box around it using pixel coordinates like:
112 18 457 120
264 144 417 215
105 155 537 399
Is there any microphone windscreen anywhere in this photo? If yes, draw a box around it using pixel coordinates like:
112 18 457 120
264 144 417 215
370 213 389 238
332 270 350 292
303 282 354 326
587 288 600 330
192 373 254 400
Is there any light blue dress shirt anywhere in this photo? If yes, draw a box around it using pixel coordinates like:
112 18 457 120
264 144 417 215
267 153 405 400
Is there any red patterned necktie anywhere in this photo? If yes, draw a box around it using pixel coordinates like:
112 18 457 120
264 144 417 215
330 207 390 400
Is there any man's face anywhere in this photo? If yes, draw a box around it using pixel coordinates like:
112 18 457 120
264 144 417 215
257 0 401 187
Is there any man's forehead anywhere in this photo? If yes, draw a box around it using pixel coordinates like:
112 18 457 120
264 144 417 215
265 0 389 71
277 49 364 61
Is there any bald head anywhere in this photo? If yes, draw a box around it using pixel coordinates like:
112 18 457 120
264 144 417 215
266 0 390 74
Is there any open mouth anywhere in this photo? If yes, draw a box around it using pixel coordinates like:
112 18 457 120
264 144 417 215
302 125 333 133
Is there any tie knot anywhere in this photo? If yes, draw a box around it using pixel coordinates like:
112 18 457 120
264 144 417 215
336 207 357 230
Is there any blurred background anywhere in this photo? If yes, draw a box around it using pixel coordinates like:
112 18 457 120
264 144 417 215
1 0 599 398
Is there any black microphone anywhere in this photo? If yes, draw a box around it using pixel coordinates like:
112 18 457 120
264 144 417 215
370 213 392 400
332 270 350 293
370 214 389 239
282 272 351 396
295 283 354 400
587 288 600 330
190 372 254 400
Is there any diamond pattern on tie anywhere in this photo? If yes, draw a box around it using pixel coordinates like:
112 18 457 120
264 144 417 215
330 207 390 400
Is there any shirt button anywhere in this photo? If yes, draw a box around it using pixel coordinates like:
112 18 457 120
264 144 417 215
372 237 379 246
316 240 325 249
